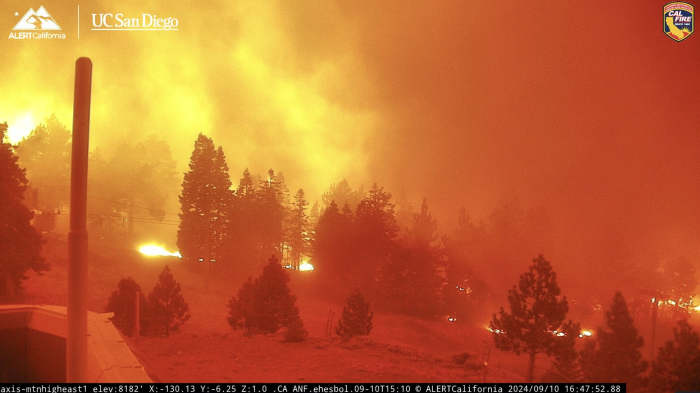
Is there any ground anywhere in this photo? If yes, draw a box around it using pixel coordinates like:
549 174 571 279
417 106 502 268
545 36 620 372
16 235 565 382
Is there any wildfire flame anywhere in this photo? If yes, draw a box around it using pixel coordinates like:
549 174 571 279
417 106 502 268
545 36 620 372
138 244 182 258
651 296 700 312
299 259 314 271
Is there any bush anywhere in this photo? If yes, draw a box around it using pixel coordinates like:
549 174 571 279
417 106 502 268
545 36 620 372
105 277 146 336
284 308 308 342
336 290 373 338
227 255 305 340
147 265 190 336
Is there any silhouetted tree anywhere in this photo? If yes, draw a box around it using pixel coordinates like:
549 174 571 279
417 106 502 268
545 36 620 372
257 169 287 257
336 290 373 338
648 319 700 392
15 115 71 212
313 200 355 297
105 277 147 336
178 134 231 264
443 208 490 322
0 122 47 298
378 198 443 317
352 184 398 294
287 188 309 270
227 256 302 335
580 292 647 389
89 136 177 240
227 278 256 330
148 266 190 336
542 320 582 382
224 169 260 274
322 179 363 211
284 308 308 342
490 255 569 381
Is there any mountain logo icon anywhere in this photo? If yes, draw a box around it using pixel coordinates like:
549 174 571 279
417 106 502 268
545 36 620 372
12 6 61 31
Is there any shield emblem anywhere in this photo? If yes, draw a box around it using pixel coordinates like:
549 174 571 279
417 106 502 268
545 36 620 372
664 2 694 41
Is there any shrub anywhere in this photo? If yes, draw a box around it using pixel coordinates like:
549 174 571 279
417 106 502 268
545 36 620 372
105 277 146 336
336 290 373 338
227 255 305 340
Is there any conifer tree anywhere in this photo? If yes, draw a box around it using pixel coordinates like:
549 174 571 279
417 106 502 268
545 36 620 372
378 198 443 317
648 319 700 392
287 189 309 270
178 134 231 265
542 320 582 382
336 290 373 338
490 255 569 381
580 292 647 388
148 265 190 336
0 122 46 297
227 256 303 335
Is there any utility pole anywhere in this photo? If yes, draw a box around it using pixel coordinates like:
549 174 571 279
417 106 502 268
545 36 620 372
68 57 92 382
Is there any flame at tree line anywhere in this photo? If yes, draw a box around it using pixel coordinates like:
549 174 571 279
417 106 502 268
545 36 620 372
139 244 182 258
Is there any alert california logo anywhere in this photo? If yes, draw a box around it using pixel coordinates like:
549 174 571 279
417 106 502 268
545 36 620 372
8 5 66 40
663 2 694 41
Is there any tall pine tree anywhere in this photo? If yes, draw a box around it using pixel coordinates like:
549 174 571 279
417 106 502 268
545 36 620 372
0 122 46 297
178 134 231 265
580 292 647 388
287 189 309 270
648 319 700 392
490 255 569 381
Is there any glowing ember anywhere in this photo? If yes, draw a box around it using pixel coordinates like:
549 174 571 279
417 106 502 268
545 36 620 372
447 315 457 323
138 244 182 258
579 329 593 338
486 326 504 334
299 259 314 271
694 305 700 312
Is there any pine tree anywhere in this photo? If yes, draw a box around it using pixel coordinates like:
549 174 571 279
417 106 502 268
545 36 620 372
0 122 47 298
542 320 582 382
313 200 355 298
378 198 443 317
225 169 259 274
287 189 309 270
257 169 287 257
336 290 373 338
490 255 569 381
284 307 308 342
227 256 303 335
178 134 231 265
105 277 146 337
15 115 71 212
649 319 700 392
148 266 190 336
580 292 647 388
353 184 398 294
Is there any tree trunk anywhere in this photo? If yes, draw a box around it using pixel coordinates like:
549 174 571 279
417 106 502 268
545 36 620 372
527 352 536 382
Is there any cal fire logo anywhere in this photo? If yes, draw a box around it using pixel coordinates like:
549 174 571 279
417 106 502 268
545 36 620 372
664 2 694 41
8 6 66 40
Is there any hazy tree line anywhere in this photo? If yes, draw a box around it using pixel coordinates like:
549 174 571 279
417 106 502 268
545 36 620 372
5 117 694 321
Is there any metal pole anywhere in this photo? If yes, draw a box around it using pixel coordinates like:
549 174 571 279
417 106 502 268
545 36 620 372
68 57 92 382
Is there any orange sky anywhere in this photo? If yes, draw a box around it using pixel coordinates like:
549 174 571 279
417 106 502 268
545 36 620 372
2 1 699 283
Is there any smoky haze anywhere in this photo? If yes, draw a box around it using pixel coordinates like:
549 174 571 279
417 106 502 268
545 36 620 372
1 0 699 297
